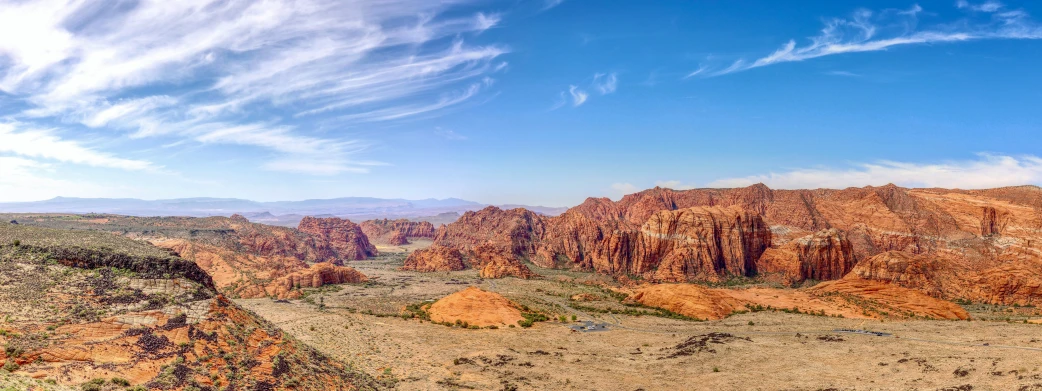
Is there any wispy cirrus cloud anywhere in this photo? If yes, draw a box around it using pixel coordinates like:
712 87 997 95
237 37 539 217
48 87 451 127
0 0 508 177
691 1 1042 77
708 154 1042 190
542 0 565 11
553 72 618 109
957 0 1003 12
0 122 155 171
593 72 618 94
568 85 589 107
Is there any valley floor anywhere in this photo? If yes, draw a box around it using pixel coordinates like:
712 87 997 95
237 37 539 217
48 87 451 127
237 254 1042 391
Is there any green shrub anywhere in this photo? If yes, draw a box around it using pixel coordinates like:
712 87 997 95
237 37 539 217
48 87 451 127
111 377 131 386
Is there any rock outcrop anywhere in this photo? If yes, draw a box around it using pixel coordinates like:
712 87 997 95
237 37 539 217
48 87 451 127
0 224 379 389
808 279 970 320
849 250 1042 306
267 262 368 299
424 183 1042 305
401 245 467 272
471 243 538 279
360 219 436 245
757 229 856 285
297 216 378 261
625 284 746 320
537 206 769 282
427 287 525 327
628 281 969 321
8 215 377 299
433 206 545 257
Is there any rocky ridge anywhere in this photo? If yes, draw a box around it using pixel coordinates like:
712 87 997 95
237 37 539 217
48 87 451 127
359 218 436 245
0 223 378 390
421 184 1042 305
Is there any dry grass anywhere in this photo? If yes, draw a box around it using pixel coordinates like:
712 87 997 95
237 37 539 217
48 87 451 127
238 254 1042 390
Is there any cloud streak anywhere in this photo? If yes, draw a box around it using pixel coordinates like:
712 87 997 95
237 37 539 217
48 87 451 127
695 2 1042 76
593 72 618 94
708 154 1042 190
0 122 154 171
568 85 588 107
555 72 617 108
0 0 508 176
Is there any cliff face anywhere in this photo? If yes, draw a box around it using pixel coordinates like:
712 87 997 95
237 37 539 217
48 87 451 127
401 245 467 272
266 262 368 299
424 184 1042 304
297 216 378 261
757 229 857 284
471 243 538 279
360 218 436 245
433 206 545 257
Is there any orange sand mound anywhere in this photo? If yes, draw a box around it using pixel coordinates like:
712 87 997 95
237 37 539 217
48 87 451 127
808 279 970 320
625 284 745 320
628 280 970 321
427 287 524 327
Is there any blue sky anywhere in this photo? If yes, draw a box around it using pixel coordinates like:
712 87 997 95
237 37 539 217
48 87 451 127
1 0 1041 206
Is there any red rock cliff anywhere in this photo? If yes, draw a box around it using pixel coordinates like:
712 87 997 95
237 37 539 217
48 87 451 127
402 245 467 272
360 218 436 245
297 216 377 261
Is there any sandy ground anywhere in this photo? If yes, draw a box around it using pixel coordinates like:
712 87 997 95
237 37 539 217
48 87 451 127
237 254 1042 391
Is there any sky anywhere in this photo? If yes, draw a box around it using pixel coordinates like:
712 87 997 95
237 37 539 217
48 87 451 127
1 0 1041 207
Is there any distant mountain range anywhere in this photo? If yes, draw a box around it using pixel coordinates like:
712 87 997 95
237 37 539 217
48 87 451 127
0 196 568 225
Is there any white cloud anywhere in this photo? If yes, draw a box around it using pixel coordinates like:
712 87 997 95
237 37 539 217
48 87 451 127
474 13 502 31
825 70 862 77
683 66 707 79
542 0 565 11
0 123 154 171
701 3 1042 76
0 0 508 176
957 0 1004 13
654 180 697 190
707 154 1042 190
568 85 588 106
593 72 618 94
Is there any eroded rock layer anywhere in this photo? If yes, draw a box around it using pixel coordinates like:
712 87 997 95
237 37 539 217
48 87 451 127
628 281 969 321
425 184 1042 304
1 214 376 299
401 245 467 272
0 224 378 390
297 216 378 261
360 219 436 245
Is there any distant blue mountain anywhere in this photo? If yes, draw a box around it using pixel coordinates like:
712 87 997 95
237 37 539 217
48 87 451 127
0 196 565 220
